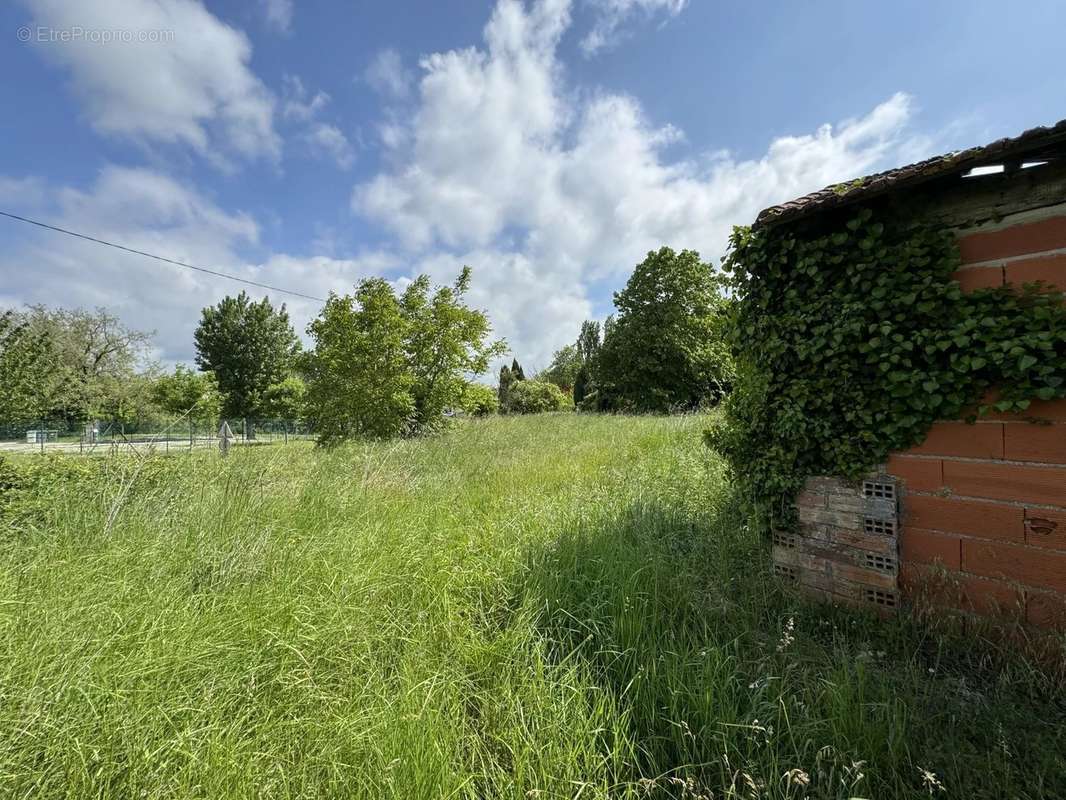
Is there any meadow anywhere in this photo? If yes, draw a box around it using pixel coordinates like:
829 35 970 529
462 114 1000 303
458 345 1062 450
0 414 1063 799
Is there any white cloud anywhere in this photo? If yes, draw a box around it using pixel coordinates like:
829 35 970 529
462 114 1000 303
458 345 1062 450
19 0 280 164
580 0 687 55
353 0 928 368
280 75 355 168
260 0 294 33
0 167 388 364
364 48 413 99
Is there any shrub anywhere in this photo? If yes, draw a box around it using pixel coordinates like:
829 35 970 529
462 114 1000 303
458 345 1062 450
505 380 570 414
457 382 499 416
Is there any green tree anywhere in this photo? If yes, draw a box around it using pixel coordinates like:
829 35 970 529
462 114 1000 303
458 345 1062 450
498 364 514 410
400 267 506 432
505 379 570 414
539 344 582 393
194 292 300 429
306 279 414 443
596 247 733 413
0 311 56 421
261 376 307 422
304 268 503 443
510 357 526 382
576 320 601 362
151 365 222 421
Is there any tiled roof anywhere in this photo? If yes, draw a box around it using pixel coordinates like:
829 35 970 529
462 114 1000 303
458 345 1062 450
753 118 1066 229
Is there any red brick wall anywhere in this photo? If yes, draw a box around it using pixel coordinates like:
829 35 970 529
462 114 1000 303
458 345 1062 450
892 207 1066 627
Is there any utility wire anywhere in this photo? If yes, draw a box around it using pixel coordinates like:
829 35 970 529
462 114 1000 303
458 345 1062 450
0 210 327 303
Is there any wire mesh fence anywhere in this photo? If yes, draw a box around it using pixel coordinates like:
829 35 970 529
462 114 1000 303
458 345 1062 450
0 417 313 456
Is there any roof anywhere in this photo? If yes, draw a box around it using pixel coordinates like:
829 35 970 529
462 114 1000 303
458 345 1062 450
754 118 1066 229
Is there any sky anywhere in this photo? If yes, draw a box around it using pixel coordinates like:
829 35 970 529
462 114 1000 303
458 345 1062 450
1 0 1063 373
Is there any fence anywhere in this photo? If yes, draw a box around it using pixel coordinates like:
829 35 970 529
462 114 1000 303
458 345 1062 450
0 417 313 456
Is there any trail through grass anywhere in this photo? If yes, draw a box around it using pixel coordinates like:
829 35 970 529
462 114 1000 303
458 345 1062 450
0 414 1063 798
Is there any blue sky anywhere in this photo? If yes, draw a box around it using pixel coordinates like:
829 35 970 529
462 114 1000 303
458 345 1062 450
1 0 1063 370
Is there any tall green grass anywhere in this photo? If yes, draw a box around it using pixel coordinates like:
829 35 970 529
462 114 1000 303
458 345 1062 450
0 414 1062 798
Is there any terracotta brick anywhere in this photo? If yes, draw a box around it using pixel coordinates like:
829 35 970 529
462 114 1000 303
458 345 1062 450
952 266 1004 292
956 574 1025 617
1027 591 1066 628
1004 252 1066 289
958 215 1066 263
886 455 943 491
906 495 1024 542
901 528 961 569
1025 508 1066 550
910 422 1003 459
962 540 1066 593
1003 423 1066 464
942 460 1066 507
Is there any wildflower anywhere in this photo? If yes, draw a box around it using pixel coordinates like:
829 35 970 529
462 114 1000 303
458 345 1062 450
918 767 946 794
777 616 796 652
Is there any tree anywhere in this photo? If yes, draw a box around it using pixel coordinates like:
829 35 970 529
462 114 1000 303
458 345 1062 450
261 376 307 422
151 365 222 421
304 268 504 444
19 305 153 422
595 247 733 413
305 279 414 443
576 320 601 362
539 344 581 393
510 357 526 382
194 292 300 429
0 311 56 421
505 380 570 414
400 267 506 432
498 364 514 410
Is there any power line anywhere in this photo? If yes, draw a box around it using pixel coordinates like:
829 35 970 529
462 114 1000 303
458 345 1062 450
0 210 327 303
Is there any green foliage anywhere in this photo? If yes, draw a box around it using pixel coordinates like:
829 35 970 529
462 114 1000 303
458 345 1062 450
539 344 582 392
260 375 307 421
305 269 503 443
457 381 499 416
400 266 507 431
0 311 56 420
194 292 300 420
306 279 415 443
151 365 222 421
498 364 514 410
510 357 526 382
709 208 1066 527
505 379 570 414
595 247 734 412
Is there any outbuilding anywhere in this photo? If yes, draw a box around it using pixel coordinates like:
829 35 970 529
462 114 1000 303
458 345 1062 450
747 119 1066 627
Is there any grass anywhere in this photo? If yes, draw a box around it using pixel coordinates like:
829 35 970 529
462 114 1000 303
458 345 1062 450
0 413 1063 799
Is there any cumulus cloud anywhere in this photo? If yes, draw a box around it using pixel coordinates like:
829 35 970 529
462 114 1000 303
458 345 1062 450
18 0 280 164
260 0 294 33
580 0 687 55
280 75 355 168
0 167 389 364
364 48 414 99
352 0 927 367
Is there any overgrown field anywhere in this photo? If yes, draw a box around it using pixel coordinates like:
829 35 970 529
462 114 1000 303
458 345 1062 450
0 415 1063 799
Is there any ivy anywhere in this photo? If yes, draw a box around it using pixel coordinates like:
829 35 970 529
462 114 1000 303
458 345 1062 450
707 207 1066 528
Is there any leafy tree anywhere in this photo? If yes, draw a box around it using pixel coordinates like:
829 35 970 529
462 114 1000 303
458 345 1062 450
400 267 506 432
596 247 733 413
306 279 414 443
0 311 56 420
19 305 153 422
151 365 222 421
457 381 499 416
505 380 570 414
304 268 503 443
261 376 307 421
576 320 601 362
539 344 581 393
573 364 591 407
194 292 300 427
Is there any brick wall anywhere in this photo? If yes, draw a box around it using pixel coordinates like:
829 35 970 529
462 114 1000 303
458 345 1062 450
892 206 1066 627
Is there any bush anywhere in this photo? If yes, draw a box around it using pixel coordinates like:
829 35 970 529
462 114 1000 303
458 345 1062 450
505 380 570 414
457 382 499 416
